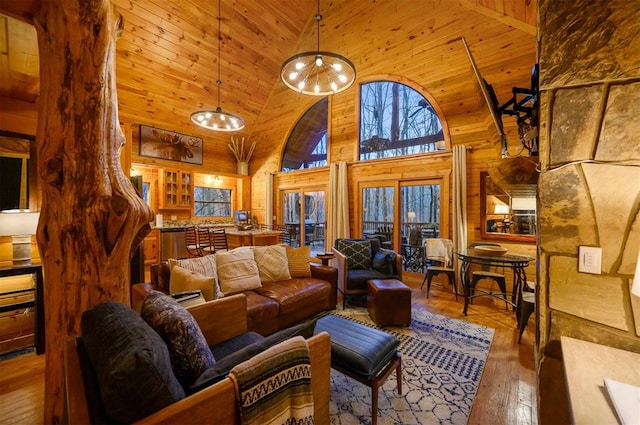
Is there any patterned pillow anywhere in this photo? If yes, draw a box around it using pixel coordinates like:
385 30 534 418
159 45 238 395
169 265 216 301
140 290 216 389
215 247 262 295
168 256 220 299
336 239 372 270
286 246 312 277
252 245 292 283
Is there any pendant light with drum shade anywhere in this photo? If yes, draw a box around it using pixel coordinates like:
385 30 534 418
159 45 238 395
191 0 245 132
280 0 356 96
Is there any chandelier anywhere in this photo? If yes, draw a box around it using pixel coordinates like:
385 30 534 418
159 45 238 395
191 0 245 132
280 0 356 96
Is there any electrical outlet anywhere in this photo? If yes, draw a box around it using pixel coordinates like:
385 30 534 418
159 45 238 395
578 246 602 274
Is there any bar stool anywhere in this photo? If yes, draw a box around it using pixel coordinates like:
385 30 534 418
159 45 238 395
185 226 203 257
196 227 215 255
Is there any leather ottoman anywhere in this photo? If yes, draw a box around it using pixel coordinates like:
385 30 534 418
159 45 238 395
367 279 411 326
314 315 402 425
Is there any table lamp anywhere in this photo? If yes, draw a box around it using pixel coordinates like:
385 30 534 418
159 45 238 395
0 211 40 266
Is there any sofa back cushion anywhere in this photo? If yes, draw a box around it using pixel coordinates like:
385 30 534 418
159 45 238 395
141 291 216 389
80 301 185 423
216 247 262 295
372 248 396 275
335 239 372 270
252 245 292 283
286 245 312 277
168 255 220 298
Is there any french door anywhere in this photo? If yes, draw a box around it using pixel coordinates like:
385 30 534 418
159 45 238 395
359 178 445 272
282 188 326 253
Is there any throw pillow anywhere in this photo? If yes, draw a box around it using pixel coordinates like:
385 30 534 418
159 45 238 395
190 320 316 394
335 239 372 270
80 301 185 423
169 265 216 301
252 245 292 283
286 245 312 277
215 247 262 295
168 255 220 299
140 290 216 389
372 248 395 275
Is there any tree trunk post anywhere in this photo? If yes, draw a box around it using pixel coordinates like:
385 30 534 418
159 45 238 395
33 1 154 423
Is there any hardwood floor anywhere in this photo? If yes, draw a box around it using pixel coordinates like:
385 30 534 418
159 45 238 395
0 275 537 425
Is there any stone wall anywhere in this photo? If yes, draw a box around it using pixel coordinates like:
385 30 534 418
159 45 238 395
537 0 640 422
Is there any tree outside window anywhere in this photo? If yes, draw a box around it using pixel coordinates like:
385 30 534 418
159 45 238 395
359 81 444 160
194 187 231 217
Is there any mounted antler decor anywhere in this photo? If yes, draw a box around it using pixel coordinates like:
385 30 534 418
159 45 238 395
228 136 256 175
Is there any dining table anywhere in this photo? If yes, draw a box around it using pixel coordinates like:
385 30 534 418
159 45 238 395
456 248 534 316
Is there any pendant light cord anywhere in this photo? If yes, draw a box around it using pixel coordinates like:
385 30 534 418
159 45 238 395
315 0 321 50
216 0 222 109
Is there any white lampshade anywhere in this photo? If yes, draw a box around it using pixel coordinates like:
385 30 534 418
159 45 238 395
0 211 40 266
512 197 537 211
494 204 510 215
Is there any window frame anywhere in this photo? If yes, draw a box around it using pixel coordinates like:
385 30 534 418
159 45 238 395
193 186 233 218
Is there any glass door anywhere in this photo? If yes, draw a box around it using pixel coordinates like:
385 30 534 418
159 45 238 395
400 181 441 273
282 188 326 253
361 184 396 249
359 178 443 274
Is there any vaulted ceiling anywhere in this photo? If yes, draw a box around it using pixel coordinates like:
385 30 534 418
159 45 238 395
0 0 537 170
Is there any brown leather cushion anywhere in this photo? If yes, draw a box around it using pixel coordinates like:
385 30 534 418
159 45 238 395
255 278 331 315
243 290 279 322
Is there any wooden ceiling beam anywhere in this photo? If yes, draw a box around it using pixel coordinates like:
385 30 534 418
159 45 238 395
0 0 40 24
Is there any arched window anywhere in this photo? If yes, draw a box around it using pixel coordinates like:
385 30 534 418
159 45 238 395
281 98 328 171
359 81 444 160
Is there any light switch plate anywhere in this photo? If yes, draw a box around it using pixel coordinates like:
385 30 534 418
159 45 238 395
578 246 602 274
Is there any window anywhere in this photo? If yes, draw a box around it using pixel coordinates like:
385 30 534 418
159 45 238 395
194 187 232 217
359 81 444 160
281 98 328 171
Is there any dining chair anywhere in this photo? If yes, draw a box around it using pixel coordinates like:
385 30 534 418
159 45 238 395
185 226 203 257
210 228 229 252
468 242 508 309
196 227 215 255
421 238 457 300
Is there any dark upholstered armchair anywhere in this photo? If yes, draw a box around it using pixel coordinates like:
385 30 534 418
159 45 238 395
332 238 403 307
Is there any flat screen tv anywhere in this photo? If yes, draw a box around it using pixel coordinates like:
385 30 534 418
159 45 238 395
461 37 508 158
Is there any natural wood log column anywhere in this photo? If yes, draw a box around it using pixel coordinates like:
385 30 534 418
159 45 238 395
33 1 154 423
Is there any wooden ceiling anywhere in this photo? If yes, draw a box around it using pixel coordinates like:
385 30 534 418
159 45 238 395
0 0 537 170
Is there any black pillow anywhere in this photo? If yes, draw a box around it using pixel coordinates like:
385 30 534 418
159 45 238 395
80 301 185 424
372 248 395 275
189 320 316 393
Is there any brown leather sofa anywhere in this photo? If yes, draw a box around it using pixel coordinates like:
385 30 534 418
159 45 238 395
133 261 338 336
65 294 332 424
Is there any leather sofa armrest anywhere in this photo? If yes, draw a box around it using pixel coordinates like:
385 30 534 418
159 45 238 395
310 263 338 308
150 261 171 292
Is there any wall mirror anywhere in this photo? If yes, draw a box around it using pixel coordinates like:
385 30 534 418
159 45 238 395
480 171 536 243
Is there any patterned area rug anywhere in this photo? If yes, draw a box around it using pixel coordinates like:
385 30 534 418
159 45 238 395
326 307 494 425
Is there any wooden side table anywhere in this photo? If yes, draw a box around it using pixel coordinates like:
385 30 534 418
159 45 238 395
315 253 334 266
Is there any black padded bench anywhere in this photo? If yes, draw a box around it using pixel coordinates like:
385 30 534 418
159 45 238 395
314 315 402 425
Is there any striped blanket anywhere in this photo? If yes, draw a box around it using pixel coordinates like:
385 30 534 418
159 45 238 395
229 336 314 425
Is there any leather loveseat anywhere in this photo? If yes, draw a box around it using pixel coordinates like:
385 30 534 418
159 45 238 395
133 260 338 336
